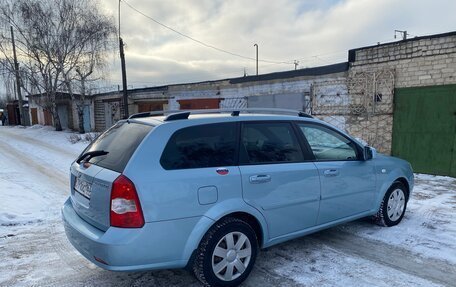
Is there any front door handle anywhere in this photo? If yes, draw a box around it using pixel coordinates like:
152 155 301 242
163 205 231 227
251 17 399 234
249 175 271 184
323 169 339 177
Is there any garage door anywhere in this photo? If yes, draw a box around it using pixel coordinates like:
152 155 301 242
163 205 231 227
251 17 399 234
178 98 221 110
30 108 38 125
137 101 167 113
247 93 307 110
392 84 456 177
57 105 69 130
44 109 53 126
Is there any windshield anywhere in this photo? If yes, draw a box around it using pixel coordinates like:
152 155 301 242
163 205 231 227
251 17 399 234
81 121 153 172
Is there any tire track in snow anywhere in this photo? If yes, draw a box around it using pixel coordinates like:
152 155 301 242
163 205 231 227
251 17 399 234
0 140 68 190
312 228 456 286
0 128 77 158
0 130 110 285
0 136 96 281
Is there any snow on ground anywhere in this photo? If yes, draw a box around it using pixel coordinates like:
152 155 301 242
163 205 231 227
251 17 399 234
0 175 48 226
0 125 455 287
17 124 90 153
0 125 87 228
341 173 456 264
272 243 442 287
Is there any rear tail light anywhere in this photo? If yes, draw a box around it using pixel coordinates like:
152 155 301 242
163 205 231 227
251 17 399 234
110 175 144 228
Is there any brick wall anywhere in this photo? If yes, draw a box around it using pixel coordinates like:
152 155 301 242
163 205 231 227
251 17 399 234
91 32 456 154
346 32 456 153
167 73 347 111
351 33 456 87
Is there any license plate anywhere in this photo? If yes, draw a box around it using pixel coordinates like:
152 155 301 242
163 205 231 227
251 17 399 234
74 177 92 199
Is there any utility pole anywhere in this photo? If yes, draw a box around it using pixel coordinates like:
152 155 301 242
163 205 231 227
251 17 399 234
254 44 258 76
119 38 129 119
10 26 27 126
294 60 299 70
119 0 129 118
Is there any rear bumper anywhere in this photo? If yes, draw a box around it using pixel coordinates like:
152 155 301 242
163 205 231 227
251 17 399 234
62 198 212 271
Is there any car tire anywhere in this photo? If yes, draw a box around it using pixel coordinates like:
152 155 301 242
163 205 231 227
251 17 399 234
374 181 408 227
192 217 258 287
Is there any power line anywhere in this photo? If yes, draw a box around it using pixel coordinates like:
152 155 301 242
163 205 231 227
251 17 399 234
120 1 423 73
260 50 348 68
121 0 293 65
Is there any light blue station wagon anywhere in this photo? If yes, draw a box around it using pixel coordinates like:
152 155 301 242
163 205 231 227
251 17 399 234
62 109 414 287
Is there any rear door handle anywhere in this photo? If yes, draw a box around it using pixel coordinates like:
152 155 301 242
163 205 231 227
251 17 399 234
249 175 271 184
323 169 339 177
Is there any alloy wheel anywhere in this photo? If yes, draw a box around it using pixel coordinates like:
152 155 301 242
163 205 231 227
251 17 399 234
211 231 252 281
387 188 406 221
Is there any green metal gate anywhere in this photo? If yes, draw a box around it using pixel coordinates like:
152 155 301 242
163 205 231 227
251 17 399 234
392 84 456 177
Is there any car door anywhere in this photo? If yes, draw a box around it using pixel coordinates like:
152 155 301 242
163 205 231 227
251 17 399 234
296 122 376 225
239 121 321 239
152 122 242 220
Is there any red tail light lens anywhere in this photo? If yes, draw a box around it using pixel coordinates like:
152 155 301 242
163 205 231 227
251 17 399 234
110 175 144 228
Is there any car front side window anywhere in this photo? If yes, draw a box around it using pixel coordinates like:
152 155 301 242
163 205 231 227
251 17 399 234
298 124 359 161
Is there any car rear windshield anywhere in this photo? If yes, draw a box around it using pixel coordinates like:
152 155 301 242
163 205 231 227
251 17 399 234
82 121 153 172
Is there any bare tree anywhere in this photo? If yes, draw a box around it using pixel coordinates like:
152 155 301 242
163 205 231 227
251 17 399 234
0 0 116 131
59 1 116 133
0 70 15 102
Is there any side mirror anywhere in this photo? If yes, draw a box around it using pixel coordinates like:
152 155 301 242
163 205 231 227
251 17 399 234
364 146 376 160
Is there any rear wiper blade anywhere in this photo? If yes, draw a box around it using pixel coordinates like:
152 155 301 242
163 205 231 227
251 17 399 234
76 150 109 164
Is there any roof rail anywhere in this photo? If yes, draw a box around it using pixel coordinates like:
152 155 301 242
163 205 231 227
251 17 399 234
128 112 155 119
164 111 190 121
128 108 313 121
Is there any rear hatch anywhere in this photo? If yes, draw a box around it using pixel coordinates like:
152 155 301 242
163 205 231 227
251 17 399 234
70 121 153 231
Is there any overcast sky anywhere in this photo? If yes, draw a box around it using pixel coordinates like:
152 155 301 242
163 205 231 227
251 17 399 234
97 0 455 90
3 0 456 97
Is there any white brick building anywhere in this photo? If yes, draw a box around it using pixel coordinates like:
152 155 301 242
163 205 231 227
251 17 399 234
89 31 456 176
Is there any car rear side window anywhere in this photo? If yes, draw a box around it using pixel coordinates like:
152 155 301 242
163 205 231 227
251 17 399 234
160 123 237 170
84 121 153 172
240 122 304 164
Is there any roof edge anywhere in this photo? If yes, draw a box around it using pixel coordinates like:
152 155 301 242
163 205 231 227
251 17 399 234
348 30 456 62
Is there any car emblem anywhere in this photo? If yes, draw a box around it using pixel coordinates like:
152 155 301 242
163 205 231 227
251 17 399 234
216 168 229 175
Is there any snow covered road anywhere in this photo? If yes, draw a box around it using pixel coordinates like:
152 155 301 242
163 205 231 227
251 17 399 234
0 126 455 287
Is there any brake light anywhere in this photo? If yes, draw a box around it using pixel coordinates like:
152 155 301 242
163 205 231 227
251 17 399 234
110 175 144 228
